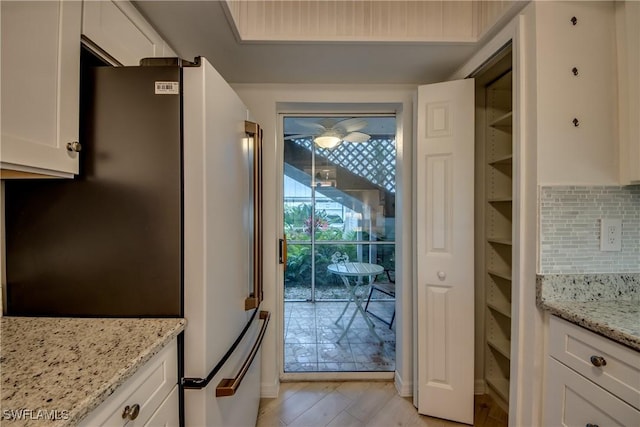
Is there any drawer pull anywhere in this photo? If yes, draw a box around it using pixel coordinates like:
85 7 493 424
122 403 140 421
590 355 607 367
586 424 599 427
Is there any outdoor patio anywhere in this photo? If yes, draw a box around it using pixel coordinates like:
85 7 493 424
284 299 396 372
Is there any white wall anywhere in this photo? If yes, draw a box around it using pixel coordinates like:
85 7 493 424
231 83 416 396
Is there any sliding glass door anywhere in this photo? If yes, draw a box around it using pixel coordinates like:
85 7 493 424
283 116 396 302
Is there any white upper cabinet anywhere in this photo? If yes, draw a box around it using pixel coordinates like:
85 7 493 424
532 1 619 185
1 0 82 177
616 1 640 185
0 0 176 178
82 0 176 66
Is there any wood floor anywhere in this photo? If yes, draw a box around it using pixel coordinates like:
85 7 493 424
257 381 508 427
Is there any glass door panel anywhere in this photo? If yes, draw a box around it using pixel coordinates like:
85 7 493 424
283 114 397 374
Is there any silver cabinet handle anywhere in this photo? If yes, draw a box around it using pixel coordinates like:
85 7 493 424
590 355 607 367
122 403 140 420
66 141 82 152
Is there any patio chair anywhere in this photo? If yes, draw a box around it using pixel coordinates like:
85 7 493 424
364 269 395 329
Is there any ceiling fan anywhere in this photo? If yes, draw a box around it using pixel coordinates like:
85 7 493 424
285 118 371 149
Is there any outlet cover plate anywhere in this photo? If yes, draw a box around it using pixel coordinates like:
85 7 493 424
600 218 622 252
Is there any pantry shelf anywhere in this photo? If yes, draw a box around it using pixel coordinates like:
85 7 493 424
489 154 513 166
489 111 513 131
480 58 513 412
488 301 512 319
487 237 512 246
486 376 510 403
488 336 511 359
488 197 513 203
488 269 511 282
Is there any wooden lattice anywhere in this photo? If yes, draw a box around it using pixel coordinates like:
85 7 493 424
292 137 396 192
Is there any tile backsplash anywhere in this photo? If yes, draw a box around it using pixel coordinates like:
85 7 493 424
539 185 640 274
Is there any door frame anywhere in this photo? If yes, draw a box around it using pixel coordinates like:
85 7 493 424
448 12 543 427
276 106 403 382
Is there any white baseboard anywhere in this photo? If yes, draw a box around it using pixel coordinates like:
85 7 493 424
394 371 413 397
261 379 280 398
475 379 486 395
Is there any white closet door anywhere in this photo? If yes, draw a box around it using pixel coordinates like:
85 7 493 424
415 78 475 424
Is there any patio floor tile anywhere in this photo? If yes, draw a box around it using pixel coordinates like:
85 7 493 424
284 300 395 373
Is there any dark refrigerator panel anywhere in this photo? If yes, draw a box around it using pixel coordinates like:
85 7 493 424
5 66 183 317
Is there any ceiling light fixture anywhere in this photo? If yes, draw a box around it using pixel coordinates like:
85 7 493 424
314 135 341 149
314 130 343 149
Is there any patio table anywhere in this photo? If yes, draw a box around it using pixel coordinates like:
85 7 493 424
327 262 384 342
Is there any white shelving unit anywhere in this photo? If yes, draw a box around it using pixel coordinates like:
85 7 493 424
483 68 513 410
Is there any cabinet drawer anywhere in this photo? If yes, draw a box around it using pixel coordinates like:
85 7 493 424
549 316 640 409
545 358 640 426
80 341 178 427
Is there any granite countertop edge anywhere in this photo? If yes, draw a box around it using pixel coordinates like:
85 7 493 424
68 319 187 426
537 299 640 351
0 317 187 427
536 273 640 352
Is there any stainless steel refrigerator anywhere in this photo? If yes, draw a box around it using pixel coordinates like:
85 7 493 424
4 56 266 426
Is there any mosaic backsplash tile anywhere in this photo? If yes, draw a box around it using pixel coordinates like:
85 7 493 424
539 185 640 274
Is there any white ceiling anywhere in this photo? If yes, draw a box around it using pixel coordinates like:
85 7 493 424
133 0 485 85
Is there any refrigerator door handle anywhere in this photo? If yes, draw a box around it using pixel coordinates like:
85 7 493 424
182 308 268 390
245 121 264 310
216 310 270 397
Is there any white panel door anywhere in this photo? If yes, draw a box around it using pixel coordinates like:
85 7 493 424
416 79 474 424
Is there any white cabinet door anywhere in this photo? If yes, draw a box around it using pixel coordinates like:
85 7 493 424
617 1 640 184
82 0 169 66
545 358 640 427
1 0 81 177
415 79 475 424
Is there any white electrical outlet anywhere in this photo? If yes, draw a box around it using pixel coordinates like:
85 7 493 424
600 218 622 251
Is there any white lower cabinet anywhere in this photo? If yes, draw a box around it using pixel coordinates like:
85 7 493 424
80 340 178 427
544 316 640 427
545 358 639 426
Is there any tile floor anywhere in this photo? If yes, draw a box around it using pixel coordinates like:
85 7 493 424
284 300 396 372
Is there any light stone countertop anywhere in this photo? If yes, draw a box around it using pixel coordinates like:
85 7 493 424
0 317 186 427
537 274 640 351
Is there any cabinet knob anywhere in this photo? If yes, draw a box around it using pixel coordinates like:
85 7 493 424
66 141 82 152
437 271 446 280
590 355 607 367
122 403 140 421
